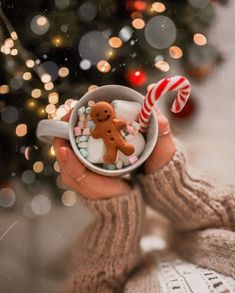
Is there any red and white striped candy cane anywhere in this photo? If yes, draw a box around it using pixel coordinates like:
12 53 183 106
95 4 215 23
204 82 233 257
139 75 191 132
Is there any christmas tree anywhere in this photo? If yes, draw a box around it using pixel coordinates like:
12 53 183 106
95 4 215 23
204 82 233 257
0 0 228 202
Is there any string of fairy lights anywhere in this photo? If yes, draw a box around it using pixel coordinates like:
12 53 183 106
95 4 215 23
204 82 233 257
0 0 209 211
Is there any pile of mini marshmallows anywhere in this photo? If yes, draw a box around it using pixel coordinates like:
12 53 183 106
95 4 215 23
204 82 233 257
73 101 142 170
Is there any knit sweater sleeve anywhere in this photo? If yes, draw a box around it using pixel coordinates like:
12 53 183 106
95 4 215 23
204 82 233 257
139 150 235 231
72 186 145 293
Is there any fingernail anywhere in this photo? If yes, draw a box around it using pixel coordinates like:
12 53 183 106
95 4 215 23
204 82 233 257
58 147 68 162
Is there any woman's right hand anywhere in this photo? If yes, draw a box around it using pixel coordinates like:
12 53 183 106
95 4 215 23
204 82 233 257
54 113 131 200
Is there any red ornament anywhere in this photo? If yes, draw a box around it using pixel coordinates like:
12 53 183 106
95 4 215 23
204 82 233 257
125 0 147 11
127 69 147 87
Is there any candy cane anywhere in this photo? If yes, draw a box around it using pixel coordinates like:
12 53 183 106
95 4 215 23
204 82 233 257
139 76 191 132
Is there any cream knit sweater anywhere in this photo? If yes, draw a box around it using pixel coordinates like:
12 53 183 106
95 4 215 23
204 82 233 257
72 150 235 292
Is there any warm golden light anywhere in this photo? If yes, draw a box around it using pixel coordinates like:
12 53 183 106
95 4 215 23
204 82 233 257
132 18 145 29
62 190 77 207
169 46 183 59
58 67 69 78
5 38 14 48
46 104 56 114
41 73 51 83
88 85 98 92
155 60 170 72
26 59 35 68
44 82 54 91
31 89 42 98
194 33 207 46
97 60 111 73
33 161 44 173
16 124 27 137
152 2 166 12
23 72 32 81
27 99 36 109
109 37 123 48
11 49 18 56
11 31 18 40
50 146 56 157
48 92 59 104
51 36 63 46
36 16 47 26
0 85 9 94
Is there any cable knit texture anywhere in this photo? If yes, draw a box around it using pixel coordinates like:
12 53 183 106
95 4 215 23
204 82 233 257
139 150 233 231
73 187 145 293
71 149 235 292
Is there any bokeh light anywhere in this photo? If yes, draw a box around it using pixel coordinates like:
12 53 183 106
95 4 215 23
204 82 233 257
169 46 183 59
54 161 60 173
10 77 23 90
23 72 32 80
0 85 9 94
46 104 56 114
61 190 77 206
33 161 44 173
41 73 51 83
88 84 98 92
39 61 59 82
58 67 69 77
44 82 54 91
1 106 19 124
145 16 177 49
16 124 27 137
10 49 18 56
48 92 59 104
97 60 111 73
80 59 92 70
132 18 145 29
152 2 166 13
78 1 98 22
109 37 122 48
22 170 36 184
119 26 133 42
194 33 207 46
79 31 112 64
10 31 18 40
30 15 50 35
155 60 170 72
0 188 16 208
31 89 42 99
5 38 14 48
31 194 51 216
25 59 35 68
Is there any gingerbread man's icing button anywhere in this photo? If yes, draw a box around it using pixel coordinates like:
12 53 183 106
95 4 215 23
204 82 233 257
90 101 135 164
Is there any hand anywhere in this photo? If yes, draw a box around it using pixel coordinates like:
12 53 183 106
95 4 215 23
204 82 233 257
145 108 176 174
54 113 131 200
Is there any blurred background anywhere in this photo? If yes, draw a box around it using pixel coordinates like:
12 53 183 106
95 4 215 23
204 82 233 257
1 0 235 292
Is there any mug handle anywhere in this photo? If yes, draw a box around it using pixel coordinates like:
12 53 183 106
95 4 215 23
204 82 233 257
36 119 69 144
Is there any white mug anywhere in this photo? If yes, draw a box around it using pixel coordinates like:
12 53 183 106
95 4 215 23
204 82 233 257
36 85 158 176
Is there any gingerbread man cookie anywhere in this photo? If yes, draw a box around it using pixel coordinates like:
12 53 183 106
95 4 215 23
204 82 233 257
90 101 135 164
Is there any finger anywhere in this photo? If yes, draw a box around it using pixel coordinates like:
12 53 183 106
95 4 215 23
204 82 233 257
58 147 86 179
53 109 73 155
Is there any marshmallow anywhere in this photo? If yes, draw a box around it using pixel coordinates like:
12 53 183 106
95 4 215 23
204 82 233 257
118 132 145 166
74 127 82 136
111 100 142 125
80 148 88 158
87 136 106 164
